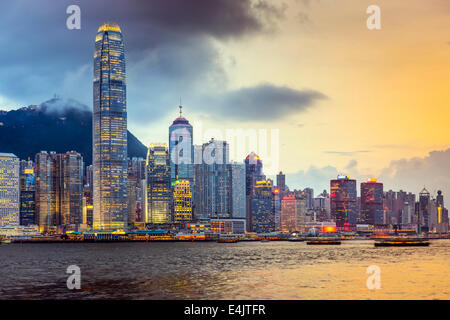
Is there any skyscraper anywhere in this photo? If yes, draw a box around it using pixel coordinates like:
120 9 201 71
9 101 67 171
173 179 192 223
360 178 383 225
251 180 275 233
169 105 193 183
147 144 172 224
93 23 128 230
34 151 83 232
0 153 20 226
230 162 246 218
193 139 232 219
19 159 35 226
330 175 357 230
245 152 264 232
35 152 57 232
303 187 314 209
419 187 430 229
60 151 83 226
280 193 308 233
276 171 286 193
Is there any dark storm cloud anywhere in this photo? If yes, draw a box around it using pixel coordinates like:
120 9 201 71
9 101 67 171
0 0 323 126
207 84 326 121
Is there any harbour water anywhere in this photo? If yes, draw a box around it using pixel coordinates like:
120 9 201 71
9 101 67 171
0 240 449 299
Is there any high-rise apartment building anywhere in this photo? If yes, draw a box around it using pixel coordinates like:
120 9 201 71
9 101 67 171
0 153 20 226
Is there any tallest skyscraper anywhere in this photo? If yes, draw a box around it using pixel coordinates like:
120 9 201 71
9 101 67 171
93 23 128 230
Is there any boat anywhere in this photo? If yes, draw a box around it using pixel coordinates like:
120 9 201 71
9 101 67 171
1 239 12 244
260 239 270 242
217 238 239 243
374 237 429 247
217 235 239 243
288 237 305 242
306 237 341 245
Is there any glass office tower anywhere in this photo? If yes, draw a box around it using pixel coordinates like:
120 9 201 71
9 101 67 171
147 144 172 224
169 106 193 183
93 23 128 230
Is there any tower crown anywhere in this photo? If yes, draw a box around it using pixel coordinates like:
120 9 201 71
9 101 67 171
98 23 121 33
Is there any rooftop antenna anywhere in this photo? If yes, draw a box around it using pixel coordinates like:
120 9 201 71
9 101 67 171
179 97 183 117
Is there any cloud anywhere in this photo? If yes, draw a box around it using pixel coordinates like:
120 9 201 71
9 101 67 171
379 148 450 197
345 159 358 170
285 148 450 201
0 0 289 113
204 83 326 121
285 165 339 193
324 150 371 156
0 0 327 135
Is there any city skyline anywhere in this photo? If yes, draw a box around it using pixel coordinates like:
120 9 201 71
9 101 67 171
0 0 449 200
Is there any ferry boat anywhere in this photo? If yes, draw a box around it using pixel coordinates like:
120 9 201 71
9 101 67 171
374 237 430 247
288 237 305 242
306 237 341 245
217 235 239 243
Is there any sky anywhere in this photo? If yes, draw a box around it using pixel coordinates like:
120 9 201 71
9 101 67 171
0 0 449 197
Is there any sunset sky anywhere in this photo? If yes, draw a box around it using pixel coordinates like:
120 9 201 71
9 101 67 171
0 0 449 195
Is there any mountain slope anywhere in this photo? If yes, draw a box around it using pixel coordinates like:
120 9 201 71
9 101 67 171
0 98 147 164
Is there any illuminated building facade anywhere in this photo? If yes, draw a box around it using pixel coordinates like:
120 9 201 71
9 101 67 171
93 23 128 230
280 194 308 232
173 179 192 223
245 152 264 231
60 152 83 226
19 160 35 226
35 152 57 232
211 218 246 234
147 144 172 224
280 194 297 232
0 153 20 226
34 151 83 232
330 175 357 230
360 178 384 225
193 139 232 218
250 180 275 233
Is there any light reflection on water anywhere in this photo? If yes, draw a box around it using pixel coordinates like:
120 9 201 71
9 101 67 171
0 240 449 299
